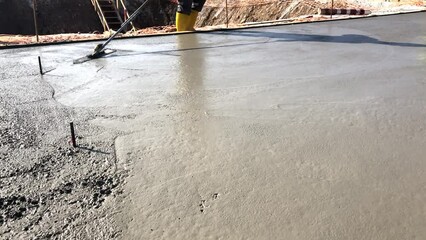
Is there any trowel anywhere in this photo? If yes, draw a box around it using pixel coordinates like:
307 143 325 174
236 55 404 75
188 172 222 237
73 0 151 64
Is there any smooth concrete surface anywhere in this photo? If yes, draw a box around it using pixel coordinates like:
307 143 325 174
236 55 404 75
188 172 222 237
2 12 426 239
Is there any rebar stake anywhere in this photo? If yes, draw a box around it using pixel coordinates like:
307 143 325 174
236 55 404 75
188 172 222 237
70 122 77 147
38 56 43 75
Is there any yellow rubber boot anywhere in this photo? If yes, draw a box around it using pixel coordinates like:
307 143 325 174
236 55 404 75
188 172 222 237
187 10 199 31
176 12 191 32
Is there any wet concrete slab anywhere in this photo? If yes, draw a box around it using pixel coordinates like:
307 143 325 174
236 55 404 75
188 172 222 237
2 12 426 239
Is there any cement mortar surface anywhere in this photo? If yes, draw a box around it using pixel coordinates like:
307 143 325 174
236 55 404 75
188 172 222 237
2 12 426 239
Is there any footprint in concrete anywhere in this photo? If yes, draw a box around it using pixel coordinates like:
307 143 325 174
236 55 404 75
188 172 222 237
212 193 219 200
199 193 220 213
199 200 207 213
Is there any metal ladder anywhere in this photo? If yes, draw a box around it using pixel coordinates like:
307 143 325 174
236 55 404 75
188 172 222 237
90 0 134 32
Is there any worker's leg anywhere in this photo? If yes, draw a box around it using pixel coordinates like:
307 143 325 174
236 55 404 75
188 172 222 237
187 10 199 31
187 0 206 30
176 0 193 31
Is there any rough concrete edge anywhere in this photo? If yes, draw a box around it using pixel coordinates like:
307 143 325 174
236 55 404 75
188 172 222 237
0 10 425 50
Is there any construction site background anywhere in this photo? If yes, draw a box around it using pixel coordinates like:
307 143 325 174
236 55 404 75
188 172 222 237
0 0 424 46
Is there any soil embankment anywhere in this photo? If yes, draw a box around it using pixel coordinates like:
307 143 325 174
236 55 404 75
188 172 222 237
0 0 35 34
198 0 354 26
0 0 176 35
0 0 102 34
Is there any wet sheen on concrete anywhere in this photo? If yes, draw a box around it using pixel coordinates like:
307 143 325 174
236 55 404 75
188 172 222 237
2 12 426 239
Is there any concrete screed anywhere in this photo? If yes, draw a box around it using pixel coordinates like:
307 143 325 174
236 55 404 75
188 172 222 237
2 12 426 239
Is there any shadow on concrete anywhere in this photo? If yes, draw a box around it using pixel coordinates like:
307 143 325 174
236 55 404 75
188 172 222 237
210 30 426 48
101 29 425 60
77 146 110 155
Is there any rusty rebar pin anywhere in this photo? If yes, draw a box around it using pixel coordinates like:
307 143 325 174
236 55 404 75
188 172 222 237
70 122 77 148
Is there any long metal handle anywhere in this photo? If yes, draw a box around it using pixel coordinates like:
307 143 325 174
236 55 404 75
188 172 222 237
97 0 151 52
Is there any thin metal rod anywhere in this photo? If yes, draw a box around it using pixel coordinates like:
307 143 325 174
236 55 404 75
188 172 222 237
70 122 77 148
38 56 43 75
331 0 334 19
225 0 229 28
32 0 39 42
